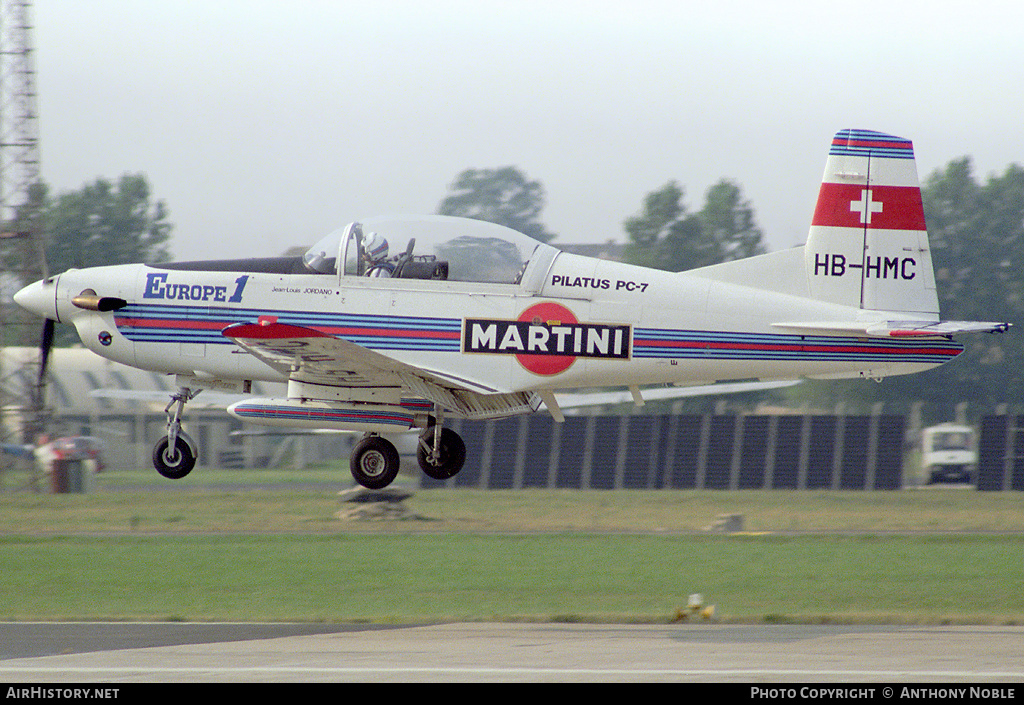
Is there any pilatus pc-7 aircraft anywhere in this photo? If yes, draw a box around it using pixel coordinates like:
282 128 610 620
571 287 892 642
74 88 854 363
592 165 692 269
14 129 1010 488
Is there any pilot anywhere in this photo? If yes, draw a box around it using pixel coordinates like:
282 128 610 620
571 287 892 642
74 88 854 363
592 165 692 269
362 232 394 277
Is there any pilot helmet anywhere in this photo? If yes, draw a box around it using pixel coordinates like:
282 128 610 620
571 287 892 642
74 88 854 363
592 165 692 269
363 232 389 262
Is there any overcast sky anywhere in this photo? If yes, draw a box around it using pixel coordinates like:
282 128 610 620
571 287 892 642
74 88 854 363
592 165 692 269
32 0 1024 261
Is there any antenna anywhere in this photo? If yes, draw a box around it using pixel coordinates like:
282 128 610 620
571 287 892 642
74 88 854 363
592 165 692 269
1 0 49 489
1 0 44 270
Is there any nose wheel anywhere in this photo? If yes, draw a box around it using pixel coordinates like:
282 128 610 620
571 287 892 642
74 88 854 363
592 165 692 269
153 387 198 479
153 434 197 479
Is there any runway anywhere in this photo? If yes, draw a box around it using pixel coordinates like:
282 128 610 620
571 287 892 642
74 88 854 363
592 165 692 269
2 622 1023 683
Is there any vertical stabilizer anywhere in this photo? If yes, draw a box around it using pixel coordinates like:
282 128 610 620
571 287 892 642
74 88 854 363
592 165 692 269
805 129 938 315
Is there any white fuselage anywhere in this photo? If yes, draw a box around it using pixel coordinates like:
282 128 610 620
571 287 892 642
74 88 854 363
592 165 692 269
44 245 961 403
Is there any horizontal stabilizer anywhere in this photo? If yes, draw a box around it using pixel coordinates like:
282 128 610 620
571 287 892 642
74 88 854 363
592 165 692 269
774 320 1011 338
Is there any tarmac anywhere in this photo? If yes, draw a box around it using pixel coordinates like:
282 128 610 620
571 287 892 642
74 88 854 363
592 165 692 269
2 621 1023 683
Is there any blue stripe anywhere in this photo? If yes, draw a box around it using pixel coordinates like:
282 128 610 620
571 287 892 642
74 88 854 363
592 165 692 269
115 303 961 366
118 304 461 329
115 304 462 349
633 327 960 364
829 129 915 159
232 405 414 427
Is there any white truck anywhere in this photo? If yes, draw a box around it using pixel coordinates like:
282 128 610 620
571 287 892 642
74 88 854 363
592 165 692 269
921 424 976 484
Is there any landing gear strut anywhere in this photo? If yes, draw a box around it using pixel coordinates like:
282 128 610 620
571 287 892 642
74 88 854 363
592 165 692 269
417 412 466 481
153 387 198 479
346 417 467 489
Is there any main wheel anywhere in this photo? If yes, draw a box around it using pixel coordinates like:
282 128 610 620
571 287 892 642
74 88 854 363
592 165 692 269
153 435 196 479
350 436 401 489
417 427 466 480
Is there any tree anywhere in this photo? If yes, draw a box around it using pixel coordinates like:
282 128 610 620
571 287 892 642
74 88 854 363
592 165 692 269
26 174 172 347
922 159 1024 409
437 166 556 243
624 181 701 271
44 174 172 274
623 178 765 271
698 179 767 262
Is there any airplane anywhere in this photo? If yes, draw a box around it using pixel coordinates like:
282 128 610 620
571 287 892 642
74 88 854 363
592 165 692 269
13 128 1010 489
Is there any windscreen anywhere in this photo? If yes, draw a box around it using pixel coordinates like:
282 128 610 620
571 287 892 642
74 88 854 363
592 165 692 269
303 215 544 284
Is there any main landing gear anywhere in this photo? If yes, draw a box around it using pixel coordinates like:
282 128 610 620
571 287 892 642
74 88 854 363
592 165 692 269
153 387 199 479
416 424 466 481
349 417 466 489
350 435 401 489
148 388 466 489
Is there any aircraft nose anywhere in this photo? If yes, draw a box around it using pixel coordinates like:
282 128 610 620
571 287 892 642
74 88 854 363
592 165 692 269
13 277 59 321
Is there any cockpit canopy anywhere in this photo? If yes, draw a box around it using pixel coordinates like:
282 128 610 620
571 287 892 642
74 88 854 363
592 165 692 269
303 215 545 285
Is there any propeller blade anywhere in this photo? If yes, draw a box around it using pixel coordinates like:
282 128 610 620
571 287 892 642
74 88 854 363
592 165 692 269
38 318 55 388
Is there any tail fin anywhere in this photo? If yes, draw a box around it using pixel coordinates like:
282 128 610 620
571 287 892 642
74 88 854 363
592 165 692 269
805 129 938 315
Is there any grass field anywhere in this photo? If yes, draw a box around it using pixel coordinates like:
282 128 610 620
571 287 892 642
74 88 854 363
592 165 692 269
1 467 1023 624
2 533 1022 624
3 467 1024 535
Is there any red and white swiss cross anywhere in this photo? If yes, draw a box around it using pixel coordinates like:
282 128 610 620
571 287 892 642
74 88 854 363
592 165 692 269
812 183 926 231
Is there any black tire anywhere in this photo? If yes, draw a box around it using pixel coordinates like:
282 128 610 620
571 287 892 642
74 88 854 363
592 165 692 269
153 436 196 479
350 436 401 489
417 427 466 480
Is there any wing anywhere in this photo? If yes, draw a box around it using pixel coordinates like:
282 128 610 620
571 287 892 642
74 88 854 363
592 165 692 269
90 389 252 407
222 321 538 419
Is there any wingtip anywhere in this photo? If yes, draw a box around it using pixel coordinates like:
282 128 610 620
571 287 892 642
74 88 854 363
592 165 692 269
222 321 331 340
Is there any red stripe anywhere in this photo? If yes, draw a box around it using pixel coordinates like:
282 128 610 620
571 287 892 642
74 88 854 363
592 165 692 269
635 339 958 357
117 318 458 340
812 183 926 230
235 406 411 423
888 330 936 337
833 138 912 150
316 326 460 339
115 317 225 330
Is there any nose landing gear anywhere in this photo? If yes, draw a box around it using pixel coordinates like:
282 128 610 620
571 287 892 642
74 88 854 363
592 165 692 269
152 387 198 479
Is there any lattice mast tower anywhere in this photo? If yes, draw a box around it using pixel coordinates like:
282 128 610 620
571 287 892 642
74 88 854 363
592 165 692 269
1 0 49 448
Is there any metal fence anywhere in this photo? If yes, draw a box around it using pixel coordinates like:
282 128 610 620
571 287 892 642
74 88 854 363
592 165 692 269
977 416 1024 491
423 413 907 490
